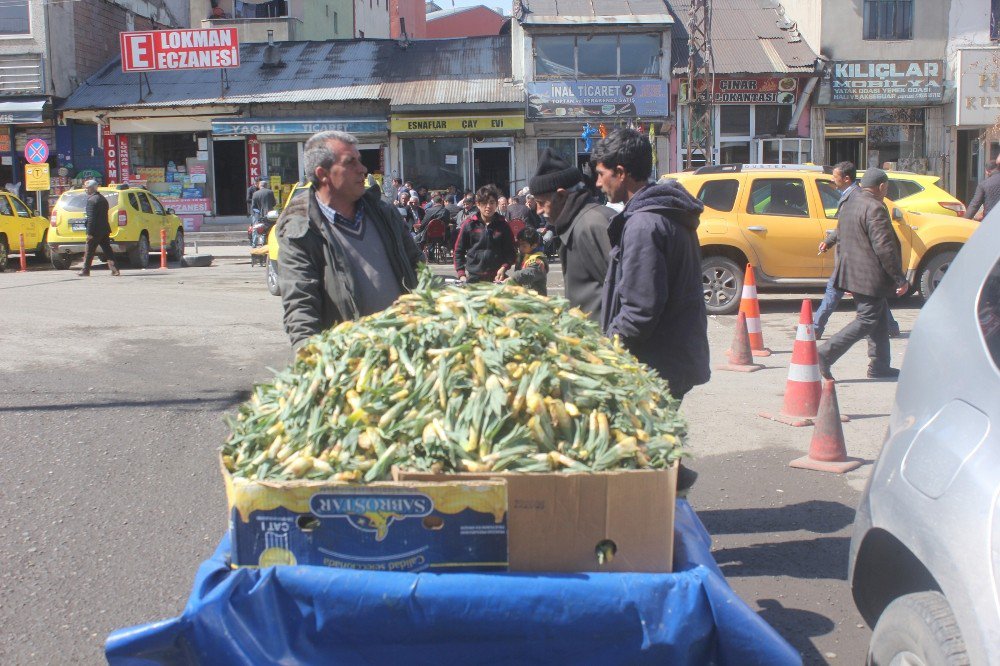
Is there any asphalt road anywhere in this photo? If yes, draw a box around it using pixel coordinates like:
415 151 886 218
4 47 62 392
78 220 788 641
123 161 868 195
0 250 918 664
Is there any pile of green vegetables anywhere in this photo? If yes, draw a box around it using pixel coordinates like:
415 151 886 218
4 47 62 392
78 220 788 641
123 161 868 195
222 275 687 483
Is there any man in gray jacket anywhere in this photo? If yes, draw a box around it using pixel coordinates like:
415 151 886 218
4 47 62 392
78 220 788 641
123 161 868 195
277 131 422 348
965 163 1000 220
529 148 613 322
818 168 909 380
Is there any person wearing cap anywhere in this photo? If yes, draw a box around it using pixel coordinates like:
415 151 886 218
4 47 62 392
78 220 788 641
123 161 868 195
529 147 613 321
817 168 909 380
77 179 120 277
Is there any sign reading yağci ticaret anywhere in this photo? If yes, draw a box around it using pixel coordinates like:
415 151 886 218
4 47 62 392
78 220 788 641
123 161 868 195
120 28 240 72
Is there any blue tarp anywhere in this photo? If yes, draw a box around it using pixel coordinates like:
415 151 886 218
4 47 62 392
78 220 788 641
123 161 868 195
106 501 800 665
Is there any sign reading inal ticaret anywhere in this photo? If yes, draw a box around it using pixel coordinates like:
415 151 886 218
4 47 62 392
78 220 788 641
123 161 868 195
120 28 240 73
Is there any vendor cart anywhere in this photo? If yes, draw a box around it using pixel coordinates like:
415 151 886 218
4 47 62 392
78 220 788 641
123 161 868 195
105 500 800 665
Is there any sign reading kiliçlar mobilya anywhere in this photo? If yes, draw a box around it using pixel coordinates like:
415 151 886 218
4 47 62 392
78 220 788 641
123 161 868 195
120 28 240 73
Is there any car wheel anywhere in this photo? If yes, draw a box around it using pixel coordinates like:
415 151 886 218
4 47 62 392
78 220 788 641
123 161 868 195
50 252 73 270
266 258 281 296
868 592 970 666
35 230 48 260
168 229 185 261
128 233 150 269
919 251 957 302
702 256 743 315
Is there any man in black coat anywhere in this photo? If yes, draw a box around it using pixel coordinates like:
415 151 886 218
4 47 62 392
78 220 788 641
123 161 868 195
818 168 909 380
250 181 276 219
965 164 1000 220
529 148 613 322
78 180 119 277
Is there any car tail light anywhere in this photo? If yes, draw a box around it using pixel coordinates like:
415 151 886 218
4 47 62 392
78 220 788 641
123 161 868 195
117 209 128 226
50 211 57 227
939 202 965 215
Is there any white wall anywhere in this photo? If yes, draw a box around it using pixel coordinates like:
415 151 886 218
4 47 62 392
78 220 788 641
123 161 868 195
779 0 823 56
354 0 391 37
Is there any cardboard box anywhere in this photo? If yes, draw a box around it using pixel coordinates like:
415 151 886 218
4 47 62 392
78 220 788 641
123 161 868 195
223 463 509 573
397 465 677 573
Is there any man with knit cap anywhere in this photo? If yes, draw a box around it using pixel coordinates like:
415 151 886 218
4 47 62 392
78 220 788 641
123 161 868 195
530 148 613 321
817 167 909 380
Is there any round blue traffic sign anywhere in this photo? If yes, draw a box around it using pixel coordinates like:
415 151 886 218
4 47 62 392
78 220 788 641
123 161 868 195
25 138 48 164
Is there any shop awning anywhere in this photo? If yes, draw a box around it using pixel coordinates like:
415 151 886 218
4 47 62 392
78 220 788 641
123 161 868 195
0 98 46 124
211 118 387 136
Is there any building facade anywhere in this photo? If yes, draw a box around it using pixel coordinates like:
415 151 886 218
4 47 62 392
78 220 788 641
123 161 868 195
425 6 505 39
189 0 390 41
783 0 950 177
390 0 426 38
511 0 673 183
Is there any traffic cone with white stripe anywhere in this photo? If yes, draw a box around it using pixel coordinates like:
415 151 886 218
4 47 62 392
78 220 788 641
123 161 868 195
789 379 862 473
740 264 771 357
716 312 764 372
759 299 825 427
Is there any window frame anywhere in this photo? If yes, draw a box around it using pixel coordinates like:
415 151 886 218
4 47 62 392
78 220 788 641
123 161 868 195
863 0 913 41
533 33 661 80
9 195 30 217
0 1 31 37
696 179 740 212
993 0 999 41
745 177 810 218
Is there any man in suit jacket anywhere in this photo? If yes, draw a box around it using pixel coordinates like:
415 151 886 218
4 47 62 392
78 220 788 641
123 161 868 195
818 168 909 380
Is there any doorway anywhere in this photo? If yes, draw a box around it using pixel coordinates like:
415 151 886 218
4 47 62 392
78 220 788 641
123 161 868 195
212 139 248 216
473 146 511 194
359 147 383 176
826 138 864 168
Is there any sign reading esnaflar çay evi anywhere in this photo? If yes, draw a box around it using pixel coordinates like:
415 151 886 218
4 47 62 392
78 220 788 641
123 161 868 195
120 28 240 73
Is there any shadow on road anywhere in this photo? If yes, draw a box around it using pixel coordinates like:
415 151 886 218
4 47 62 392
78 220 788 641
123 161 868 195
712 536 850 580
0 391 250 413
699 500 855 535
757 598 836 665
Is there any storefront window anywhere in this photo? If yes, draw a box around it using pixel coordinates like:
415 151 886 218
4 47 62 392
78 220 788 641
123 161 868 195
720 142 750 164
127 133 211 214
755 105 793 136
824 108 925 170
868 124 924 167
619 34 660 75
720 106 751 137
824 109 867 124
265 142 300 184
402 138 468 190
537 139 577 165
576 35 617 77
534 36 575 77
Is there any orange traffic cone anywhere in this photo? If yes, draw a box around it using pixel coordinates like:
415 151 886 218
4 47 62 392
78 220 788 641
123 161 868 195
717 312 764 372
739 264 771 357
789 379 862 473
760 299 826 427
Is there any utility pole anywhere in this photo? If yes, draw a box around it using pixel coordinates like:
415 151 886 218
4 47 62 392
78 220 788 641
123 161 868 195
685 0 713 168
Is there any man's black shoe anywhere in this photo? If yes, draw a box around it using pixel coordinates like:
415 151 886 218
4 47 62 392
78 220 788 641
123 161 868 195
867 365 900 379
814 327 824 341
888 323 901 338
817 352 834 380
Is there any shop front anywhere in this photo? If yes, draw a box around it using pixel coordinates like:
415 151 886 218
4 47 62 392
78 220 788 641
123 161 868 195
525 79 669 182
211 118 389 213
677 76 811 168
389 114 524 195
816 60 945 172
952 48 1000 203
0 98 53 213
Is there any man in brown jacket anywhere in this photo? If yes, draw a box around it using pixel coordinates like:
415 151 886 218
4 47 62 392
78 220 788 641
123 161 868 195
818 168 909 380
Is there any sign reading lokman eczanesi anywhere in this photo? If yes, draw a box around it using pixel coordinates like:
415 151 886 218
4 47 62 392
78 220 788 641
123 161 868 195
526 81 668 119
120 28 240 73
826 60 944 105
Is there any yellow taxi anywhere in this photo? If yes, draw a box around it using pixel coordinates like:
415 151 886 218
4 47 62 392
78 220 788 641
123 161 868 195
48 186 185 270
0 192 49 270
861 171 965 217
266 182 310 296
661 164 978 314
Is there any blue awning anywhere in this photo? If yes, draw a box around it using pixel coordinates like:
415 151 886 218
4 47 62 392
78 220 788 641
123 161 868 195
212 118 386 136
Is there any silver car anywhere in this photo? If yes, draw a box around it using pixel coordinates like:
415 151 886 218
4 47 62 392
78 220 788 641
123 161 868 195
849 208 1000 664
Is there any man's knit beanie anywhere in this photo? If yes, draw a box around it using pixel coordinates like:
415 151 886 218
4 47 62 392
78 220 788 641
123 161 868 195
860 168 888 188
530 148 583 195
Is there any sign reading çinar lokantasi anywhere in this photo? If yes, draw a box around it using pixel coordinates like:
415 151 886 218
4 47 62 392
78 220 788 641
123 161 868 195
120 28 240 73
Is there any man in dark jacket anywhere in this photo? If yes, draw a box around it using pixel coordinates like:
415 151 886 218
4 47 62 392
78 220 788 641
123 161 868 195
530 147 613 322
246 182 258 216
817 168 909 380
965 164 1000 220
277 131 423 348
77 179 120 277
593 129 710 401
453 184 516 283
250 180 275 219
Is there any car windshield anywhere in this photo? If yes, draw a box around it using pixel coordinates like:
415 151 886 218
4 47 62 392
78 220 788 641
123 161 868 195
57 191 120 212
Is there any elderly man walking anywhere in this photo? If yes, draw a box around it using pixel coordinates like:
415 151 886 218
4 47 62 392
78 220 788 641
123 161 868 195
276 130 423 348
77 179 120 277
817 168 909 380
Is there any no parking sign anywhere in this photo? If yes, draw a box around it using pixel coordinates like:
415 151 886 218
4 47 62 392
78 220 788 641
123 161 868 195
24 138 48 164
